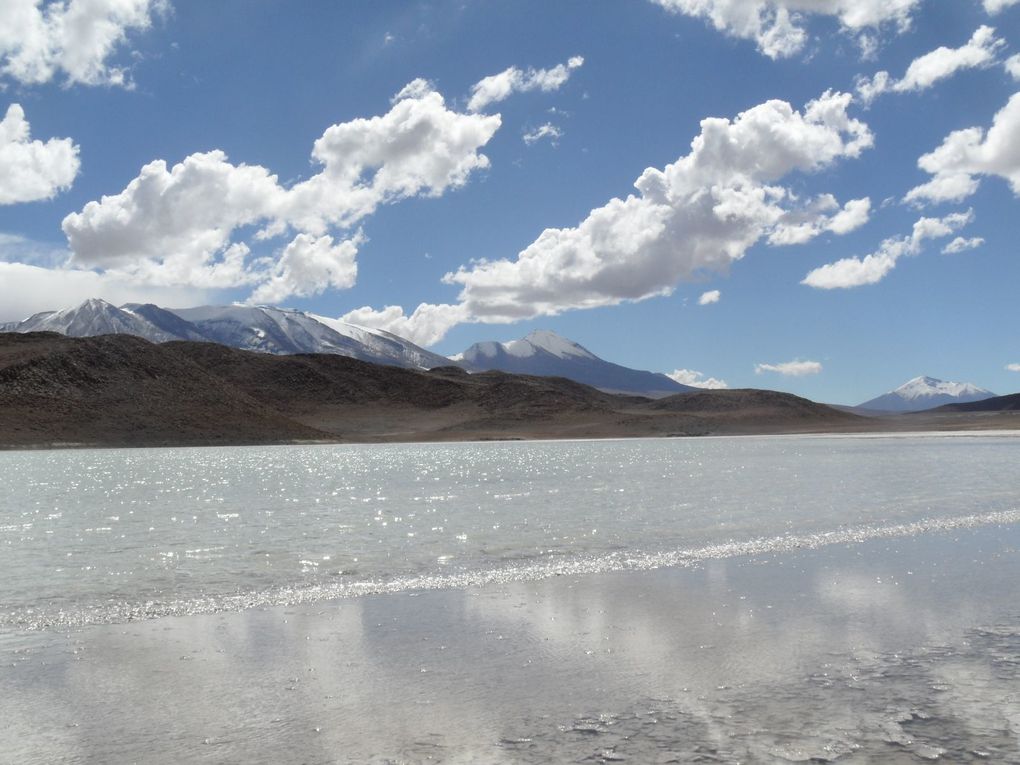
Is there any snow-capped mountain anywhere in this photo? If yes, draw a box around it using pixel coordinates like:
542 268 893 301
455 329 694 397
858 376 997 412
309 314 453 370
1 299 452 370
3 298 185 342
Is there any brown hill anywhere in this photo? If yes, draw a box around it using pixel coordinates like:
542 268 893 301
933 392 1020 412
0 332 881 448
650 388 861 428
0 332 325 447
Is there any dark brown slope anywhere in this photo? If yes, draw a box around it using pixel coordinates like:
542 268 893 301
933 392 1020 412
0 333 327 447
647 388 864 432
0 332 884 448
166 340 623 439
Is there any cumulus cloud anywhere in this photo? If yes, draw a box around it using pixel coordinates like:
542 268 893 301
802 210 973 288
697 289 721 305
336 303 469 347
905 93 1020 205
755 359 822 376
0 104 80 205
1005 54 1020 81
984 0 1019 13
523 123 563 146
0 260 206 323
942 235 984 254
467 55 583 112
856 26 1004 104
441 91 872 325
767 195 870 245
60 83 501 303
1007 363 1020 372
249 233 362 305
0 0 165 87
667 368 728 388
650 0 922 59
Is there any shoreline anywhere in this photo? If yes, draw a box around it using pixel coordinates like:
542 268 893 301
3 523 1019 762
3 417 1020 452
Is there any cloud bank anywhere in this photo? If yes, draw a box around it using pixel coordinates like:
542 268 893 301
348 91 872 344
60 83 501 304
444 91 871 323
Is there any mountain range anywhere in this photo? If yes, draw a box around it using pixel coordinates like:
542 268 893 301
1 300 695 396
0 299 451 370
1 300 1007 407
858 376 997 413
0 332 866 448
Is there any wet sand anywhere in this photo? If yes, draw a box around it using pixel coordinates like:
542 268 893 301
2 523 1020 763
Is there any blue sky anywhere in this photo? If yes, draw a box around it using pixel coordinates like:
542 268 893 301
1 0 1018 404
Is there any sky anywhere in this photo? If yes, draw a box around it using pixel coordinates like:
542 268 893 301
0 0 1018 405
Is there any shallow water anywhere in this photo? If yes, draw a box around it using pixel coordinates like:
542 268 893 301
2 527 1019 763
2 433 1020 763
1 433 1018 629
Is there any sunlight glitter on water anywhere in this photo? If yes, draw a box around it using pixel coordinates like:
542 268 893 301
0 433 1018 629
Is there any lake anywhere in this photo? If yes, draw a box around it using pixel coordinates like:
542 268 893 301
1 433 1019 762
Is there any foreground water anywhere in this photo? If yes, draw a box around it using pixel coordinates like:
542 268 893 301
2 433 1020 763
1 433 1019 629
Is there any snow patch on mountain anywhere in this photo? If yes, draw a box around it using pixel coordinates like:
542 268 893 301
859 375 996 412
2 299 454 370
458 329 692 397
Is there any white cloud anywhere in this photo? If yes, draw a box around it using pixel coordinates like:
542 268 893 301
338 303 469 347
856 26 1004 104
523 123 563 146
1006 54 1020 81
0 260 206 323
284 87 501 234
1007 363 1020 372
0 0 165 87
941 235 984 254
60 83 501 303
442 91 872 324
697 289 720 305
767 195 870 245
64 150 286 279
0 104 80 205
755 359 823 376
467 55 583 112
905 93 1020 205
667 368 728 388
650 0 922 59
249 233 362 305
984 0 1019 13
802 210 973 288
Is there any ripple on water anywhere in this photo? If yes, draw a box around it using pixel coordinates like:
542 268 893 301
3 507 1019 631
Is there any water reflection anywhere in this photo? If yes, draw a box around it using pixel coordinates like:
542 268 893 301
1 525 1019 763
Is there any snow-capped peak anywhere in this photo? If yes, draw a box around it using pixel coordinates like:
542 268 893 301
858 375 997 412
894 376 991 400
512 330 597 359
